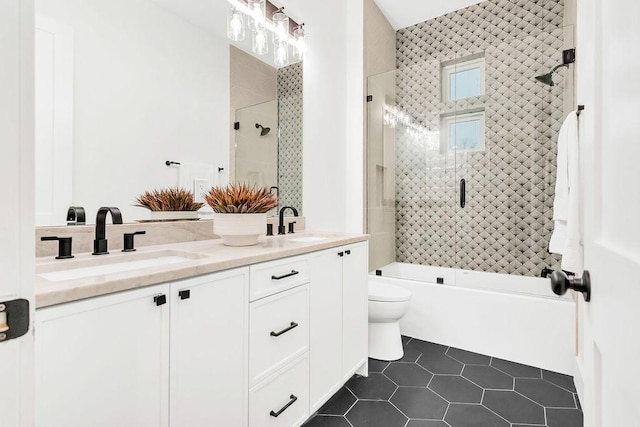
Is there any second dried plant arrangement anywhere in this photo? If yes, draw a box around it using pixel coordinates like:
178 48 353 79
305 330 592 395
134 187 204 211
204 184 278 214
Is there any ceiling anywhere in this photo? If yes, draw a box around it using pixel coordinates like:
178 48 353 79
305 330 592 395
373 0 484 30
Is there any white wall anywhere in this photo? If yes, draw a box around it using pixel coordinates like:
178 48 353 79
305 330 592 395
301 0 365 233
35 0 229 223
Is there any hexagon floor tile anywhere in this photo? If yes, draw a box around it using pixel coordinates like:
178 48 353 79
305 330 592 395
302 336 583 427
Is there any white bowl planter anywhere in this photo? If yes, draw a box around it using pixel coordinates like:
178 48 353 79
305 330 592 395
213 213 266 246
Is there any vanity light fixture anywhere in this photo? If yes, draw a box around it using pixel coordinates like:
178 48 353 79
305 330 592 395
272 9 289 66
292 24 305 61
247 0 266 30
227 7 245 41
253 26 269 55
226 0 306 65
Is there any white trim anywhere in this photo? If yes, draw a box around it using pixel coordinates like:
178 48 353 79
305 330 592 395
441 56 486 102
34 15 74 226
440 110 486 153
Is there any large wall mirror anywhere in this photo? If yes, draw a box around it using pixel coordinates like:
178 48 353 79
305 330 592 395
34 0 303 226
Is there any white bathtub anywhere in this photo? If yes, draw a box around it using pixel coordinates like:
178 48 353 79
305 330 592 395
370 262 576 374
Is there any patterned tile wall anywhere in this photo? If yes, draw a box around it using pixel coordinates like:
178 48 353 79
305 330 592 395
277 62 303 212
395 0 564 276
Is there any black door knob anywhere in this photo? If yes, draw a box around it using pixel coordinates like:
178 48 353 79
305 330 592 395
550 270 591 302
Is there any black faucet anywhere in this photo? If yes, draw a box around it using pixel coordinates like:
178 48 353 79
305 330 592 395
93 207 123 255
66 206 86 225
278 206 299 235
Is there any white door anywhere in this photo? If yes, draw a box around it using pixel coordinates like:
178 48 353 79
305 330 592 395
576 0 640 426
309 248 343 411
35 284 171 427
170 269 248 427
342 242 368 380
0 1 35 426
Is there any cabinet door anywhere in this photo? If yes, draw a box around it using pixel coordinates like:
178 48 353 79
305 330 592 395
170 268 249 427
342 242 369 380
309 248 343 411
35 284 170 427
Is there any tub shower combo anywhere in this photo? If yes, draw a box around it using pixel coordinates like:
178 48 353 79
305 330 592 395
365 0 575 374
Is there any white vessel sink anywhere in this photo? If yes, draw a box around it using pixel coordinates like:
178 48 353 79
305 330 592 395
287 236 329 243
38 250 205 282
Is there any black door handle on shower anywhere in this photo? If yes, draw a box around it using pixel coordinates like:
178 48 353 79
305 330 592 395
460 179 466 208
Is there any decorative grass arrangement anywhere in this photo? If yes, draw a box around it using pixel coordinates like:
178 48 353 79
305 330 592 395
205 184 278 214
134 188 204 211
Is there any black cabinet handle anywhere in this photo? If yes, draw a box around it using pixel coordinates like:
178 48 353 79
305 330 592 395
345 250 351 255
460 178 466 208
154 294 167 306
270 321 298 337
271 270 299 280
270 394 298 418
338 251 344 257
178 290 190 300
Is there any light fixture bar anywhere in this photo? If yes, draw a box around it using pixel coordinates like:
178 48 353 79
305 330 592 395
226 0 304 52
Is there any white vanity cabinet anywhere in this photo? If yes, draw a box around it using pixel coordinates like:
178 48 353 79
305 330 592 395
248 255 311 426
35 283 171 427
309 241 369 412
35 239 369 427
35 268 249 427
169 268 249 427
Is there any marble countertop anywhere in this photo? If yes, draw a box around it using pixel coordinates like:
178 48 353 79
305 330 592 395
35 231 369 308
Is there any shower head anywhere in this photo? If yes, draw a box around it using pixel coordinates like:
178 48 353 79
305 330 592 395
534 63 569 87
255 123 271 136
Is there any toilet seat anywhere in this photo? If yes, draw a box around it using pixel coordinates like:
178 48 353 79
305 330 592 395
368 282 412 302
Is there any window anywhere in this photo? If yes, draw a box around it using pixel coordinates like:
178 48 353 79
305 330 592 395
441 56 485 102
441 111 485 152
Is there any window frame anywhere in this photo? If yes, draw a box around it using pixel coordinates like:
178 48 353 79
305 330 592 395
441 56 486 102
440 110 486 153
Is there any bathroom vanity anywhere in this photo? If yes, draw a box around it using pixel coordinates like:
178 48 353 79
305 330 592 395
34 233 368 427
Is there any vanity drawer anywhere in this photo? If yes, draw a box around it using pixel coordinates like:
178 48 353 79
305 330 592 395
250 285 309 386
249 354 309 427
250 255 309 301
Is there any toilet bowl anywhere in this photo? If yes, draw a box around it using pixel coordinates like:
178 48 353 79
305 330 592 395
368 281 412 361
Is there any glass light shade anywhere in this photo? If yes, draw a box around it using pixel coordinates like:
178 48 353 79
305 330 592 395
274 42 289 67
247 0 266 30
227 7 245 42
293 26 305 60
252 26 269 55
272 12 289 44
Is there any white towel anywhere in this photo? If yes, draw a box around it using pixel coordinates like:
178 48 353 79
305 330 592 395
549 111 583 273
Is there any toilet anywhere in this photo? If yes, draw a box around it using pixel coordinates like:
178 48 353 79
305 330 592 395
368 281 412 361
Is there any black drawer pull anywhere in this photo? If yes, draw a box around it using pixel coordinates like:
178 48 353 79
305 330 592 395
338 251 344 257
270 321 298 337
154 294 167 306
271 270 299 280
345 250 351 255
270 394 298 418
178 289 190 300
